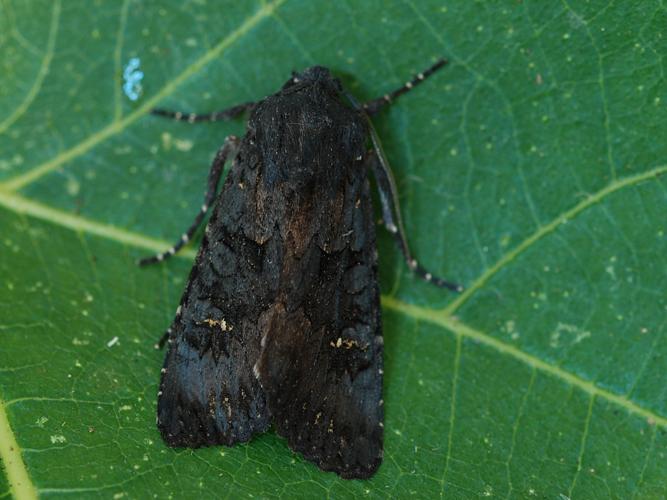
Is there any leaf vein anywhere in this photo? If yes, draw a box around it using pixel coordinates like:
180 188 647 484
0 191 196 260
568 394 595 497
441 333 461 496
383 296 667 428
504 367 536 499
445 163 667 315
0 0 60 135
0 397 37 500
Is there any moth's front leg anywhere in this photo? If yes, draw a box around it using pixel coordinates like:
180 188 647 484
138 135 241 266
366 149 463 292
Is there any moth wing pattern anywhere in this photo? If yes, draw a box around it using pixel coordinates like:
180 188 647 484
249 79 384 478
255 185 383 478
157 146 279 447
157 108 383 476
152 61 454 479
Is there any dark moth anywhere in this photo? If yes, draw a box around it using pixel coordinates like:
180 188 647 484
142 60 460 479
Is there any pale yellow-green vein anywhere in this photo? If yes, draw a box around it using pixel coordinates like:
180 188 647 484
0 0 61 135
383 296 667 428
568 394 596 497
441 333 461 495
445 163 667 315
0 190 196 260
0 398 37 500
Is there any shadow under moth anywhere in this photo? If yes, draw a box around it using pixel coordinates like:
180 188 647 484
141 59 461 479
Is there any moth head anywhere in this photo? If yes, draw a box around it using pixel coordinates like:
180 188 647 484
286 66 343 94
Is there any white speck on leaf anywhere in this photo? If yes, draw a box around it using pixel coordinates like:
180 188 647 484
550 323 591 348
66 177 80 196
161 132 172 150
605 264 616 280
567 12 586 28
122 57 144 101
174 138 194 152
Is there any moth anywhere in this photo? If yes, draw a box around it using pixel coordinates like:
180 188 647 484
142 59 461 479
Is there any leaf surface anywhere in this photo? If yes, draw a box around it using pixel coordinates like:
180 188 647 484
1 1 666 498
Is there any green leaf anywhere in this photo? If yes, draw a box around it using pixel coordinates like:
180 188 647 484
1 0 666 498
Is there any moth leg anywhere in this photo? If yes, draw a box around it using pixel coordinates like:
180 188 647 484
151 101 255 123
367 148 463 292
155 328 170 349
138 135 241 266
362 59 448 116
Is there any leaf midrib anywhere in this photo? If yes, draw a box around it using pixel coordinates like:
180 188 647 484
0 397 37 500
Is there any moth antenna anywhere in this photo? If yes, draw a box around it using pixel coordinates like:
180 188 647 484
151 101 255 123
138 135 240 266
363 58 448 115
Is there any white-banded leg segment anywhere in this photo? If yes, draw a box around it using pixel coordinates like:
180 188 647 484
363 58 448 115
138 135 241 266
155 306 182 349
151 101 255 123
366 135 462 292
155 327 172 350
343 76 462 292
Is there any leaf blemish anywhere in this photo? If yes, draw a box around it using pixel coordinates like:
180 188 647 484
50 434 66 444
549 323 592 348
66 177 80 196
122 57 144 102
